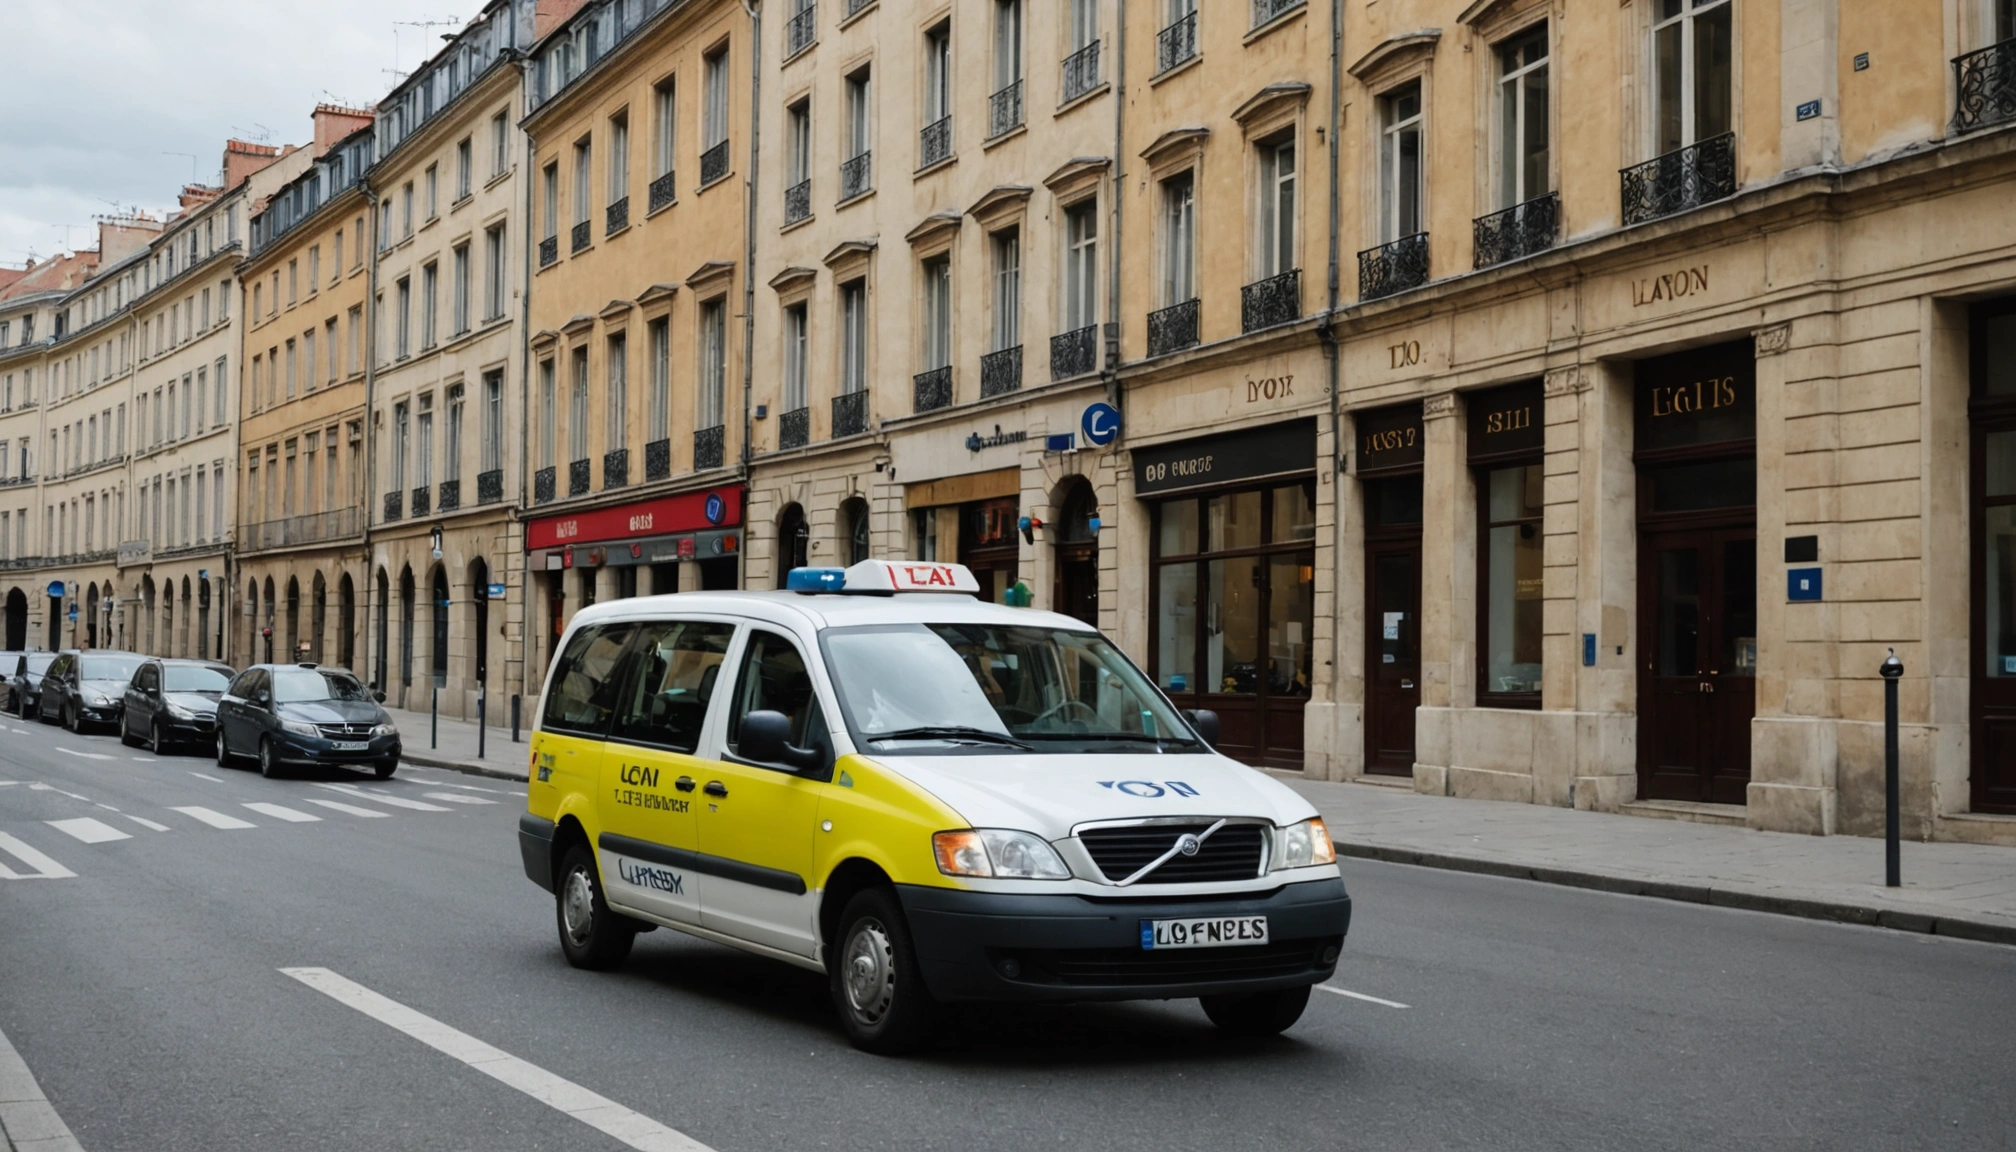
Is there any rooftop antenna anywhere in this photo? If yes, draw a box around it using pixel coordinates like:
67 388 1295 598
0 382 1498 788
231 123 274 143
392 18 461 77
160 152 198 183
320 89 357 109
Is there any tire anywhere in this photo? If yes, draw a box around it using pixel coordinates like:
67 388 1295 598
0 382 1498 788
1199 985 1312 1038
216 729 233 767
829 888 938 1056
258 737 282 779
374 757 398 780
554 843 636 971
64 702 79 733
150 720 166 756
119 715 140 747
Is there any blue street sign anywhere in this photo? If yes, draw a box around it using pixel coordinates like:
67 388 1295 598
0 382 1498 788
487 583 507 600
1082 402 1121 446
46 581 63 598
704 493 727 524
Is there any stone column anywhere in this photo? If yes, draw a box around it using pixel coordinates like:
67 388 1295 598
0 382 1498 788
1566 361 1640 811
677 560 703 594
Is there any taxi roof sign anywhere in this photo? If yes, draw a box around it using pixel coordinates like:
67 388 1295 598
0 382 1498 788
785 559 981 596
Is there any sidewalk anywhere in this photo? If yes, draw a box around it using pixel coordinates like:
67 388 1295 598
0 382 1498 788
1287 775 2016 945
385 705 531 781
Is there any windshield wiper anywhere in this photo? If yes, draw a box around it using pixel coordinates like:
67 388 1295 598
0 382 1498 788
1021 732 1202 748
867 726 1033 750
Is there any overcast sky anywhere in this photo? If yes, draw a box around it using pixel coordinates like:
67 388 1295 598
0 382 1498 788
2 0 480 269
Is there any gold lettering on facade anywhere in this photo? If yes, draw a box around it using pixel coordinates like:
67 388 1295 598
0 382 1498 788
1388 340 1423 369
1483 406 1533 435
1245 374 1295 403
1362 426 1418 455
1631 265 1710 307
1649 376 1739 418
1142 455 1214 485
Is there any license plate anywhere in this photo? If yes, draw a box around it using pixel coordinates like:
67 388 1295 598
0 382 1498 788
329 741 368 752
1140 916 1269 950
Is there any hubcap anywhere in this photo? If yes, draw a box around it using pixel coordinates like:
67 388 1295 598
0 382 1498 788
561 867 596 947
842 918 896 1024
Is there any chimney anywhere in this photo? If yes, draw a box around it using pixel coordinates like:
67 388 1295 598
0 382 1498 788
222 139 284 190
535 0 593 39
312 104 376 155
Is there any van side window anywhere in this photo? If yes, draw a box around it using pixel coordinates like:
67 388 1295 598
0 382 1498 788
542 624 636 736
728 630 829 759
611 621 735 752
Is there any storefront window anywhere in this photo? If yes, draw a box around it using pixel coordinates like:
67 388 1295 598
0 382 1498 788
1152 481 1314 698
1481 464 1544 699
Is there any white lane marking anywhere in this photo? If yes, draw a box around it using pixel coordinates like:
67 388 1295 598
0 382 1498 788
169 805 257 831
415 780 506 794
0 832 76 879
312 783 452 812
509 790 528 797
47 817 132 844
243 802 321 823
0 780 17 786
8 727 29 735
130 757 157 763
281 968 713 1152
423 791 498 806
124 815 172 832
95 803 122 812
1315 984 1411 1010
0 1018 86 1152
28 782 51 790
187 772 224 783
54 747 114 761
301 798 392 819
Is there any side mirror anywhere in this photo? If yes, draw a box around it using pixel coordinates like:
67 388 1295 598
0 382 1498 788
739 710 822 771
1184 709 1221 749
374 689 388 703
255 690 271 707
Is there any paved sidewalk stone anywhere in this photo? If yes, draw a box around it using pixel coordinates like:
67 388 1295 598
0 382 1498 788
385 705 530 781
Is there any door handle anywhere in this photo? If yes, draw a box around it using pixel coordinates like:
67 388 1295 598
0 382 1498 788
703 780 728 798
675 776 697 793
1699 681 1716 694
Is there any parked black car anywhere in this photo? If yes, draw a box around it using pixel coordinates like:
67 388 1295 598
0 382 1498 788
217 664 400 779
8 652 55 718
39 651 145 733
0 651 27 712
122 659 235 753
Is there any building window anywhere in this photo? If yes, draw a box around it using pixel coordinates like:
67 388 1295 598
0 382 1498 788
1469 379 1546 705
702 48 730 183
452 245 470 335
1379 82 1425 241
698 300 726 432
1161 171 1196 306
606 333 628 453
395 277 412 359
420 262 438 349
542 162 560 242
402 181 414 236
841 280 868 395
538 359 556 469
922 256 952 371
651 79 677 205
424 163 438 220
484 225 506 320
393 401 410 491
1256 133 1297 278
1495 27 1551 208
569 348 590 463
923 24 952 153
607 109 630 218
844 67 874 197
417 394 435 490
1063 200 1099 333
572 138 592 228
482 369 504 475
991 0 1024 137
648 317 670 444
1654 0 1732 154
785 100 813 223
991 230 1020 353
492 111 510 177
457 137 473 200
783 303 808 412
446 384 464 488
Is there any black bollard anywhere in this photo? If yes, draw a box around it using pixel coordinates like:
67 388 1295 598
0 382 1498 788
1880 648 1903 888
477 687 487 761
511 694 521 743
431 686 439 751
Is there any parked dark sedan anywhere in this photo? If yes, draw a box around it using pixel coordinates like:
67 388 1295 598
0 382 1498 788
217 664 401 779
8 652 55 718
39 651 144 733
122 659 235 753
0 651 27 711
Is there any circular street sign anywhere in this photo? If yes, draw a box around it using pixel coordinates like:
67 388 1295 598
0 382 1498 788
1082 402 1121 447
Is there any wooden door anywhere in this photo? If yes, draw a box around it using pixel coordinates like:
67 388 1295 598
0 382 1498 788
1639 529 1756 803
1055 545 1098 626
1365 540 1422 775
1971 418 2016 812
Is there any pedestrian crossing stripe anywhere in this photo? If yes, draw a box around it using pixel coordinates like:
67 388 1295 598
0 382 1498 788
0 831 75 879
243 802 321 823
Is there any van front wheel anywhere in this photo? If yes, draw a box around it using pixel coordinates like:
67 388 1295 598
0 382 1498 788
555 843 635 971
1200 985 1312 1038
829 888 937 1056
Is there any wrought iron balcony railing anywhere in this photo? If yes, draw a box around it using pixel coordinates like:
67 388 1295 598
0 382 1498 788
841 150 873 199
784 179 812 225
1473 192 1559 269
437 479 460 513
534 466 556 504
1358 232 1430 300
1252 0 1304 28
920 117 952 168
694 424 726 470
988 80 1024 139
476 469 503 505
779 406 810 450
787 3 818 55
1620 132 1736 226
700 140 730 186
538 236 557 267
410 485 430 517
645 437 671 480
570 219 590 253
1241 268 1301 333
1147 298 1201 357
649 170 676 213
1062 41 1102 103
568 457 591 496
383 491 403 522
603 447 629 489
980 346 1023 398
606 196 629 235
1051 324 1098 379
914 366 952 412
832 389 869 437
1157 11 1198 74
1954 38 2016 132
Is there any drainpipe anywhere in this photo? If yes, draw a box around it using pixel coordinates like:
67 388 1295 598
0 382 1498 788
739 0 762 590
361 181 382 689
1105 0 1127 411
1322 0 1347 765
514 51 538 700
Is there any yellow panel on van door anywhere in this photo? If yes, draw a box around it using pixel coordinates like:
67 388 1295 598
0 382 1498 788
529 729 606 834
812 754 972 892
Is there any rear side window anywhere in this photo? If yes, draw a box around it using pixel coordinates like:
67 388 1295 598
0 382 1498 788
542 624 636 737
611 620 736 752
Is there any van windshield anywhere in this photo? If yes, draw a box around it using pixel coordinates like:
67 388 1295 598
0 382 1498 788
821 623 1202 754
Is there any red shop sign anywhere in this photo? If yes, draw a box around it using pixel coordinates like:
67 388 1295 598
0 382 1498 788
527 486 743 551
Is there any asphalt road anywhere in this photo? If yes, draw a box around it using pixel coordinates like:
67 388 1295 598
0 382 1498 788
1 715 2013 1152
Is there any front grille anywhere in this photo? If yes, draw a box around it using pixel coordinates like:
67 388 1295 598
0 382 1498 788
315 723 375 738
1079 822 1266 884
1013 940 1323 987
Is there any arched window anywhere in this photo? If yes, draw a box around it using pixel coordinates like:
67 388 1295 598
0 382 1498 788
777 504 809 583
841 498 871 565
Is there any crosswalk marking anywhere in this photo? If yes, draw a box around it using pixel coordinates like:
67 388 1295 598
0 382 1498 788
47 817 132 844
188 771 224 783
124 815 172 832
301 798 391 819
423 792 498 806
0 832 75 879
314 783 452 812
243 802 321 823
54 747 114 761
416 780 506 794
170 805 257 830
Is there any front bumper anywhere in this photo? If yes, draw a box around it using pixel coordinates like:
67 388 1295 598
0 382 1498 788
270 731 402 765
77 702 123 725
896 877 1351 1003
157 713 217 741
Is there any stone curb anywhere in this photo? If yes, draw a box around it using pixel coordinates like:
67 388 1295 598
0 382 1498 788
400 750 529 783
1338 841 2016 948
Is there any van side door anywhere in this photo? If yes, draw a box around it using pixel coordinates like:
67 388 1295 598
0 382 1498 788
533 622 635 878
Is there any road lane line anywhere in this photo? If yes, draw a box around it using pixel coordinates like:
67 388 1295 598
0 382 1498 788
0 1019 86 1152
28 783 51 790
54 747 114 761
187 772 224 783
422 792 499 806
0 832 76 879
47 818 131 844
312 783 452 812
169 806 257 830
413 780 507 794
243 802 321 823
0 780 17 786
1315 985 1411 1009
510 791 528 797
129 757 156 763
301 798 392 819
280 968 713 1152
124 815 172 832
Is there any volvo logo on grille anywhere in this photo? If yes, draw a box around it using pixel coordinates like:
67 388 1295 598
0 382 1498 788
1175 834 1202 857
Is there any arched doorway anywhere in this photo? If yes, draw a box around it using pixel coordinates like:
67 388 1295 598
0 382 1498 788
430 565 450 690
261 577 277 663
4 588 25 650
47 583 62 651
160 582 174 657
310 573 328 664
198 579 212 660
84 582 100 648
373 568 390 690
1052 478 1100 627
284 577 301 662
140 576 157 654
468 558 491 689
398 566 415 694
776 504 809 585
840 497 870 565
337 573 356 671
245 580 260 663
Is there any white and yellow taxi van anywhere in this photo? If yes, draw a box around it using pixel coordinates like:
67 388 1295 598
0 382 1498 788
518 559 1351 1053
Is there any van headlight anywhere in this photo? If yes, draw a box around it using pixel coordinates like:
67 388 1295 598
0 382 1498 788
1272 818 1336 870
932 829 1072 880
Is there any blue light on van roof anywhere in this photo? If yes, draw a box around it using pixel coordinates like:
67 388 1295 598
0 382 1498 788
786 567 847 593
